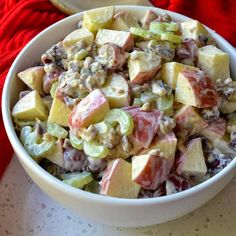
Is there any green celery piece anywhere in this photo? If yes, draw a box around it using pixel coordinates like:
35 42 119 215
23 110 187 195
130 27 160 40
85 180 100 194
150 22 179 34
104 109 134 135
83 141 109 159
20 126 33 144
157 94 174 111
47 123 68 139
69 130 83 150
74 49 88 61
14 118 35 128
161 32 182 44
94 121 111 134
164 22 179 32
50 81 59 99
62 172 93 189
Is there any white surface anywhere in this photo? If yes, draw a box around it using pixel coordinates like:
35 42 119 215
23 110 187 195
0 156 236 236
2 5 236 227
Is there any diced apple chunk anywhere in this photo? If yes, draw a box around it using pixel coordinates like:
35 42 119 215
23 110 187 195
161 62 197 89
100 158 140 198
102 73 130 108
181 20 212 46
175 69 219 108
95 29 134 51
139 132 177 161
63 28 94 49
18 66 45 95
177 138 207 177
83 6 114 33
175 105 207 139
48 95 71 127
69 89 109 130
110 11 139 31
128 50 161 84
132 149 172 190
12 90 48 121
198 45 230 82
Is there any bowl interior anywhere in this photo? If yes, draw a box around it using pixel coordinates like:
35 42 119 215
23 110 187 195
2 5 236 205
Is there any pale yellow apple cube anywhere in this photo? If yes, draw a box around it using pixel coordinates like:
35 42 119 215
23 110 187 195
48 96 71 127
102 73 130 108
161 62 197 89
18 66 45 95
12 90 48 121
198 45 230 81
181 20 212 46
63 28 94 49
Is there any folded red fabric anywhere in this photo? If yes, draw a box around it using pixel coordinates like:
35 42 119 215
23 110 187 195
0 0 235 178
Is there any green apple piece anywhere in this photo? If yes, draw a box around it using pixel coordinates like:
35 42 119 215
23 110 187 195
18 66 45 95
104 109 134 135
12 90 48 121
101 73 130 108
160 32 182 44
130 27 160 40
63 28 94 49
82 6 114 33
43 138 64 168
110 11 139 31
100 158 140 198
128 50 161 84
161 62 197 89
175 69 219 108
181 20 212 46
69 130 83 150
47 123 68 138
83 141 109 159
198 45 230 82
95 29 134 52
21 126 54 158
69 89 109 130
177 138 207 177
139 132 177 161
62 172 93 189
48 95 71 127
212 135 236 157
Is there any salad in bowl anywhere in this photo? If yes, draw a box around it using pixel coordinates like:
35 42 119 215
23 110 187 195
11 6 235 199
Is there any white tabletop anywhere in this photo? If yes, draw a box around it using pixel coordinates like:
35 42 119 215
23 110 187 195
0 156 236 236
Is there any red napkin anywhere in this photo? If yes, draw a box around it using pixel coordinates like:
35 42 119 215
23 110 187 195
0 0 235 179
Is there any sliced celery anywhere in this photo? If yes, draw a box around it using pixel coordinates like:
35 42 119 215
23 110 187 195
62 172 93 189
74 49 88 61
164 22 179 32
85 180 100 194
161 32 182 44
69 130 83 150
47 123 68 139
130 27 160 40
83 141 109 159
104 109 134 135
150 22 179 34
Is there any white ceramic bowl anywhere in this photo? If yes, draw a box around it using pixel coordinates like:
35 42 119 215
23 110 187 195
2 6 236 227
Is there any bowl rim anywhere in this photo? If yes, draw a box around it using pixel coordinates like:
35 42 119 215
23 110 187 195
2 5 236 206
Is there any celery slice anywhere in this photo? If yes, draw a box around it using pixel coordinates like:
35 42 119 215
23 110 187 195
150 22 179 34
130 27 160 40
74 49 88 61
69 131 83 150
62 172 93 189
83 141 109 159
47 123 68 139
104 109 134 135
161 32 182 44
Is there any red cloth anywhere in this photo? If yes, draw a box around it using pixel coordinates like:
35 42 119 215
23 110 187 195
0 0 235 178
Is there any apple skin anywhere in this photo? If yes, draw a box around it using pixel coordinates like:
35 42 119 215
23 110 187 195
200 117 226 141
123 106 163 150
139 132 177 161
176 138 207 177
69 89 109 130
100 158 141 198
175 69 219 108
132 150 173 190
174 105 208 140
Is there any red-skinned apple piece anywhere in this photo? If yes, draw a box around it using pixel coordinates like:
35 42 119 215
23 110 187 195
175 69 219 108
69 89 109 131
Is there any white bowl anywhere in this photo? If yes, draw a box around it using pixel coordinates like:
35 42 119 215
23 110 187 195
2 6 236 227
